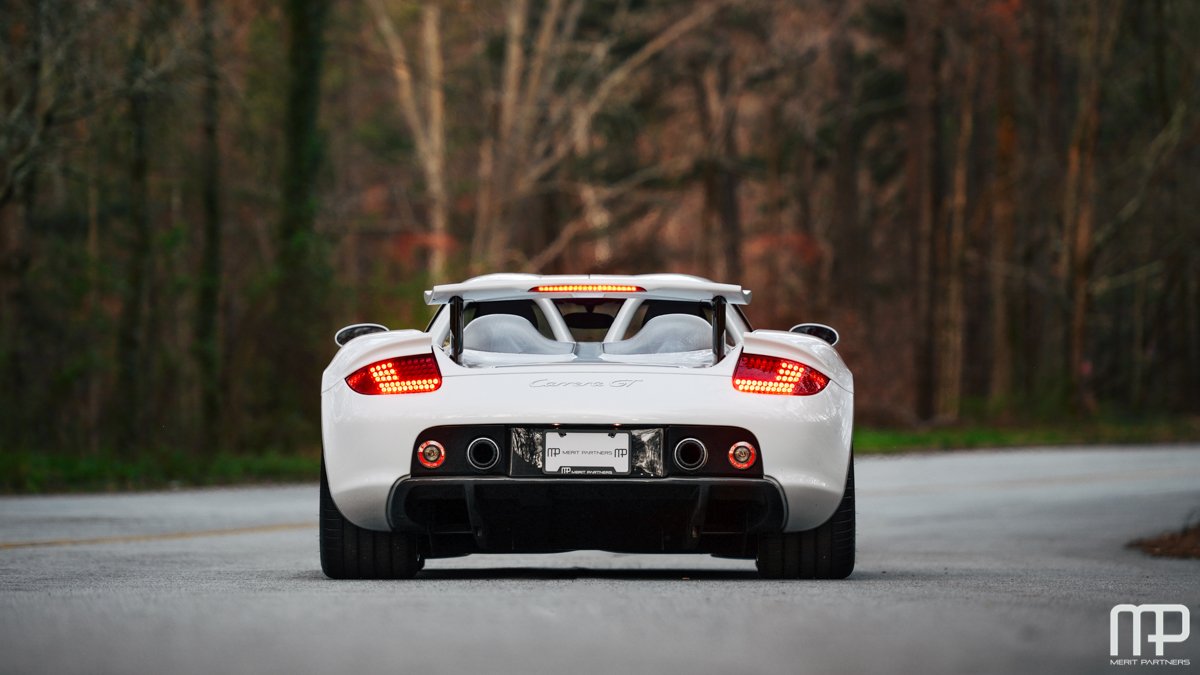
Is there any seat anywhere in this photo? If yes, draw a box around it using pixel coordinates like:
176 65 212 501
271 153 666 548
640 300 707 325
472 300 539 327
462 314 574 355
603 314 711 355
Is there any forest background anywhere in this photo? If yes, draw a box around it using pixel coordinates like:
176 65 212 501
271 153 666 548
2 0 1197 491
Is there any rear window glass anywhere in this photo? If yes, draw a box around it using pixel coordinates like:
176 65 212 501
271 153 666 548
553 299 623 342
463 300 554 339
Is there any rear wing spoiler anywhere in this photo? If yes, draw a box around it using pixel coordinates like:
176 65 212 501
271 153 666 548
424 275 751 306
426 275 750 365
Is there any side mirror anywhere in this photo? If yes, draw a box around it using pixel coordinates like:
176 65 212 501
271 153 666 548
334 323 389 347
789 323 839 346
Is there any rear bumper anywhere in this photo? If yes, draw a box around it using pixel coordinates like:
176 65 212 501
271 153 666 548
388 476 786 558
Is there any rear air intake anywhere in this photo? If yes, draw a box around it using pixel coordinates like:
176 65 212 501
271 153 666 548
673 438 708 472
466 437 501 471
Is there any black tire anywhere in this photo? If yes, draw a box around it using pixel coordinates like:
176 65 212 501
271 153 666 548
320 462 422 579
756 457 855 579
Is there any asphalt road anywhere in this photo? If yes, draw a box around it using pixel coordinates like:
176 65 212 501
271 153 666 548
2 446 1198 675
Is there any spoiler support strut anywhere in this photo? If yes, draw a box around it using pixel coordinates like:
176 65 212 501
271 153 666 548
712 296 727 362
449 295 464 364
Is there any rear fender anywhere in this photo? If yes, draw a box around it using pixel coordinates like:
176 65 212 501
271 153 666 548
321 330 435 393
740 330 853 393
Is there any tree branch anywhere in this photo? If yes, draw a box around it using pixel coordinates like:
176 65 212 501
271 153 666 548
367 0 429 159
519 2 723 192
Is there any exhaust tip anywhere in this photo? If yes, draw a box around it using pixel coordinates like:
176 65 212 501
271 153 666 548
467 437 501 471
674 438 708 472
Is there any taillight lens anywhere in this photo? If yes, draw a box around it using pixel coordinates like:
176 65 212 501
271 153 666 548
732 353 830 395
345 353 442 395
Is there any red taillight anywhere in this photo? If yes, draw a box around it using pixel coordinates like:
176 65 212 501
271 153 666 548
728 442 757 470
530 284 644 293
417 440 446 469
345 353 442 395
732 353 829 396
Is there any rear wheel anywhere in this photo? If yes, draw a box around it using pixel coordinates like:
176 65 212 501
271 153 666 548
320 462 422 579
756 458 855 579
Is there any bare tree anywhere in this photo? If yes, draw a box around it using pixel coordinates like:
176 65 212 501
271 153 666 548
193 0 223 450
115 23 153 451
470 0 724 272
688 47 742 281
986 4 1021 411
368 0 449 282
1061 0 1123 412
905 0 939 420
273 0 332 443
933 19 978 424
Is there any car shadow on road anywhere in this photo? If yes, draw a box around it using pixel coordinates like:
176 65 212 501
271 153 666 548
412 568 935 581
415 567 763 580
291 568 944 582
289 568 763 581
293 564 931 581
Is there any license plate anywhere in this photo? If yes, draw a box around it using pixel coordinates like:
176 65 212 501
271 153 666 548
543 431 631 475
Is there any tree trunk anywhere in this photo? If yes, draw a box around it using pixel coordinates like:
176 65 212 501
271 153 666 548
1025 0 1061 394
485 0 529 269
689 50 742 283
831 35 860 299
906 0 938 421
86 146 101 454
716 144 742 282
764 100 786 319
989 28 1017 408
1063 0 1123 413
691 62 720 277
1152 0 1170 126
934 44 976 424
471 136 495 273
422 4 448 282
712 56 741 283
1188 269 1200 408
116 34 151 453
699 158 717 275
0 0 43 446
368 0 450 281
194 0 222 452
275 0 331 442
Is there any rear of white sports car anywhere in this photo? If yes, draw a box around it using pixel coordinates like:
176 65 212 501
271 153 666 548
320 274 854 579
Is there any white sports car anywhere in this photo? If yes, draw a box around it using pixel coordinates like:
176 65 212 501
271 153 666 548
320 274 854 579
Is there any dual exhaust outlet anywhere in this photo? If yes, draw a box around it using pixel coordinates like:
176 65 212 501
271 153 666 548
674 438 757 471
418 437 500 471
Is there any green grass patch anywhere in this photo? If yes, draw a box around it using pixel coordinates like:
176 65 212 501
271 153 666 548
855 417 1200 454
0 448 321 494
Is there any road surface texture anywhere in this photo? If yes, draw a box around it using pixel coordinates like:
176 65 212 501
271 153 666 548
2 446 1198 674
